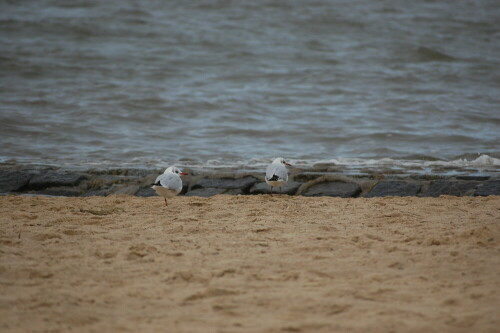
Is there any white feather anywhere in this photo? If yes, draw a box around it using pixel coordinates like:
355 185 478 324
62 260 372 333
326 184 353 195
265 158 289 187
152 167 183 198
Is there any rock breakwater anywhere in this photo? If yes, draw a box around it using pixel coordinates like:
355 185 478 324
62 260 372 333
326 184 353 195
0 164 498 198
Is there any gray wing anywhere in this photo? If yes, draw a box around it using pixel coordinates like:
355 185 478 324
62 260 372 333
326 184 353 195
155 173 182 191
265 163 288 181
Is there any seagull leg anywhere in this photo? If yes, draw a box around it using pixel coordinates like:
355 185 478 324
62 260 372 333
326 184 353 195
280 187 282 194
270 186 273 196
164 198 168 206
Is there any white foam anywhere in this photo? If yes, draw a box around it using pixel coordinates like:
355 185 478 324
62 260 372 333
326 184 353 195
164 154 500 171
4 154 499 174
309 154 500 169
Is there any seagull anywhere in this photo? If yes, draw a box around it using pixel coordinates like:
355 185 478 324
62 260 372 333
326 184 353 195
265 157 291 195
152 167 188 206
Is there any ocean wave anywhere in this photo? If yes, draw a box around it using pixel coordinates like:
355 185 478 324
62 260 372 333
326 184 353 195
415 46 456 62
1 1 499 170
148 154 500 172
2 154 499 176
312 154 500 169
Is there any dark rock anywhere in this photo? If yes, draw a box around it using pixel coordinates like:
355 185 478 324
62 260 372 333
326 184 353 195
455 175 490 181
475 180 500 196
28 172 87 190
124 169 155 177
311 163 333 172
136 187 157 197
83 176 117 192
112 185 140 195
191 176 258 192
180 183 189 195
301 182 361 198
249 181 302 195
34 187 82 197
88 168 153 177
365 181 421 197
185 188 244 197
423 181 478 197
293 172 326 182
92 175 124 185
409 174 445 181
0 170 32 192
224 188 245 196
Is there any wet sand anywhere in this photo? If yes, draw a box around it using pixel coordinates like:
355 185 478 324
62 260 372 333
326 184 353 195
1 195 499 332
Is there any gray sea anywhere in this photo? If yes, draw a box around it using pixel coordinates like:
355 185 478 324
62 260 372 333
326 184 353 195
1 0 500 173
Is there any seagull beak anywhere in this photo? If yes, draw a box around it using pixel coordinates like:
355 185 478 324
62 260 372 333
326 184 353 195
180 172 188 176
285 162 292 166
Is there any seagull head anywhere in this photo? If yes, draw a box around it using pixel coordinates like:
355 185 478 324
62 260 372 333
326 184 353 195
164 166 188 176
272 157 291 166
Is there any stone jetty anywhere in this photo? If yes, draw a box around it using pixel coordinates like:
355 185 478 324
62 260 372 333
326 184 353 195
0 164 498 198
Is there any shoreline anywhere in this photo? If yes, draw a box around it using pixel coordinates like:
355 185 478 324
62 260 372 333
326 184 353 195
1 195 499 332
1 163 499 198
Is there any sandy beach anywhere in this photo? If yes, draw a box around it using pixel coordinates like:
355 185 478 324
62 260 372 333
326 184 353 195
1 194 499 332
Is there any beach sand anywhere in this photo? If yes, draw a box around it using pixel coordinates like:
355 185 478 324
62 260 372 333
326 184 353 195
1 195 499 332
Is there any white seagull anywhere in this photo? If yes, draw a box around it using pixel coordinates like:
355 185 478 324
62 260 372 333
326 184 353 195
265 157 291 194
152 166 188 206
